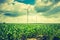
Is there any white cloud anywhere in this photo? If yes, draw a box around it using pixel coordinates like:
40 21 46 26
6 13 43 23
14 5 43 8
0 1 35 16
0 0 60 23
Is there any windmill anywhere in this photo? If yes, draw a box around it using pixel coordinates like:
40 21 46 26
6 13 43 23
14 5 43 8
15 0 35 23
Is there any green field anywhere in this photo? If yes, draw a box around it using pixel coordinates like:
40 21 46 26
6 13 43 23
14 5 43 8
0 23 60 40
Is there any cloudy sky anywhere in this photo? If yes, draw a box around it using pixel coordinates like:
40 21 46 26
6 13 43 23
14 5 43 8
0 0 60 23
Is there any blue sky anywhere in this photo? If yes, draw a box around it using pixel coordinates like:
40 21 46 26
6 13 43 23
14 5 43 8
0 0 5 3
15 0 35 5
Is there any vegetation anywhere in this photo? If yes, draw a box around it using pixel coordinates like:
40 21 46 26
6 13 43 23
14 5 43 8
0 23 60 40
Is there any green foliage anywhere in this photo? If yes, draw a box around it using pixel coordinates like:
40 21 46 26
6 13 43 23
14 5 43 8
0 23 60 40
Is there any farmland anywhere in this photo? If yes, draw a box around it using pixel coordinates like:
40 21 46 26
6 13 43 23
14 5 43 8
0 23 60 40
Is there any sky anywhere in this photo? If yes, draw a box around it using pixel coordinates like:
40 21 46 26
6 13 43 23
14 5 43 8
0 0 60 23
15 0 35 5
